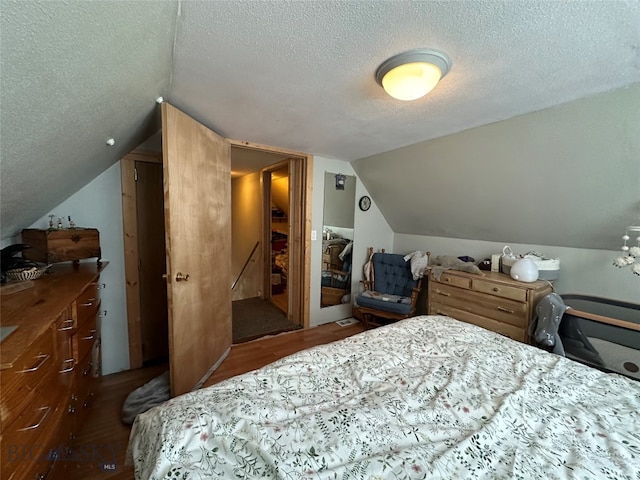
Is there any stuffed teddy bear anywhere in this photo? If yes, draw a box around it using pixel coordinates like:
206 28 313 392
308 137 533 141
403 250 431 280
431 255 484 281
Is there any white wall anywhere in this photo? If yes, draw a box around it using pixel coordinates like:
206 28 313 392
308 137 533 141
24 147 632 377
353 85 640 253
310 156 393 327
18 153 395 373
323 173 356 228
394 234 640 304
29 162 129 375
21 153 395 373
231 172 263 301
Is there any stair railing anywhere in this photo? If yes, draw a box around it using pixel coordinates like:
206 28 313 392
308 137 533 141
232 241 260 291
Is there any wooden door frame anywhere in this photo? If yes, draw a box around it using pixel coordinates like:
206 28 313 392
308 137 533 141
122 143 312 371
262 160 290 314
120 150 163 370
230 139 312 329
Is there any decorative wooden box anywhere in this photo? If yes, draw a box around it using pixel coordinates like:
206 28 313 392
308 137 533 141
21 228 101 264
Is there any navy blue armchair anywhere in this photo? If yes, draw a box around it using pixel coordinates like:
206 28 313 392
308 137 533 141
355 248 427 327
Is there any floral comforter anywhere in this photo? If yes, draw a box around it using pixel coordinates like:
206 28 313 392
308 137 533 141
127 315 640 479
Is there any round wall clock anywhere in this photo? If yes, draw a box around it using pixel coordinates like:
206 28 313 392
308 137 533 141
358 195 371 211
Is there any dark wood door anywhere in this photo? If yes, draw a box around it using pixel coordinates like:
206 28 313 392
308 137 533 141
135 160 169 364
162 103 232 397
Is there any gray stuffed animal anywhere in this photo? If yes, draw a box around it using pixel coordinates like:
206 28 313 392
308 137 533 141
431 255 484 281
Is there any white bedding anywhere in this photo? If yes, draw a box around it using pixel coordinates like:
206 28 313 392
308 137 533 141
127 315 640 479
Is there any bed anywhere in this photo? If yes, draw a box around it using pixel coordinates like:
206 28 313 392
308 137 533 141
127 315 640 479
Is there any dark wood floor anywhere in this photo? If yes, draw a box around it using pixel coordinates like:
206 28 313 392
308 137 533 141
271 288 288 314
63 320 365 479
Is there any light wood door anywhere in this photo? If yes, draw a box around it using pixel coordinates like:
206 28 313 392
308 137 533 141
135 160 169 363
162 103 232 397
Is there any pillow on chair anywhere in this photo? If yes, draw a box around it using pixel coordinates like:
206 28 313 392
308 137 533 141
359 290 411 305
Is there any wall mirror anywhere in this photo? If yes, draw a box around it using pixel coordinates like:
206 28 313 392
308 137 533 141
320 172 356 308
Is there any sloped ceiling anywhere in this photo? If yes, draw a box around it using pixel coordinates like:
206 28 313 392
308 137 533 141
352 84 640 251
168 0 640 159
0 0 178 239
1 0 639 246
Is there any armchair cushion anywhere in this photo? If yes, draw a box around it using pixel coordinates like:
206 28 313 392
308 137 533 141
357 290 413 315
356 252 420 317
359 290 411 304
372 253 418 297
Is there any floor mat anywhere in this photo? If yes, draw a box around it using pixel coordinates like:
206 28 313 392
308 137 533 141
232 297 301 343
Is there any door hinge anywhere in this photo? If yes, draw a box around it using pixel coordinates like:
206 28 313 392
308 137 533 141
134 167 138 182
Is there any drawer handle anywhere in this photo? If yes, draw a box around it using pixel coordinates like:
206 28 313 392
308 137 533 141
18 406 51 431
81 329 97 341
82 362 94 376
19 354 50 373
497 306 515 314
83 392 95 408
58 318 74 331
81 299 96 307
436 290 451 297
492 287 500 292
59 358 75 373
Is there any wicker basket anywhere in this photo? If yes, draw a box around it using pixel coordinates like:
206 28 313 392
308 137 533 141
6 265 50 282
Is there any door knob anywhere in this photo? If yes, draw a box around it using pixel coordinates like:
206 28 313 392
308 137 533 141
175 272 190 282
162 273 189 282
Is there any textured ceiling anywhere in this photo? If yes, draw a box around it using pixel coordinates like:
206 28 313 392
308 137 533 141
0 0 178 239
169 0 640 160
1 0 639 242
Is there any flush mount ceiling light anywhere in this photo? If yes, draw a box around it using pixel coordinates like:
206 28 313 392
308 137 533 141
375 49 451 101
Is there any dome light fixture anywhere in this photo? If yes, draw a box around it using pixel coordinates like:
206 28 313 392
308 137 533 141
375 49 451 101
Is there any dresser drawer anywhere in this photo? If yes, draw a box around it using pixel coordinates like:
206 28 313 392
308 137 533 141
0 329 56 427
59 389 77 447
430 302 527 343
0 263 105 480
72 316 97 364
472 277 527 302
74 351 96 429
430 283 528 327
75 283 100 325
0 376 64 480
54 308 75 390
435 272 471 290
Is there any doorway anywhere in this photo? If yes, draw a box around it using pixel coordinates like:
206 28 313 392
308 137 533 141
121 151 169 368
230 155 304 343
122 142 312 370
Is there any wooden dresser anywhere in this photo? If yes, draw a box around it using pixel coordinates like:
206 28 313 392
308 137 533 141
0 263 105 480
427 269 552 343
